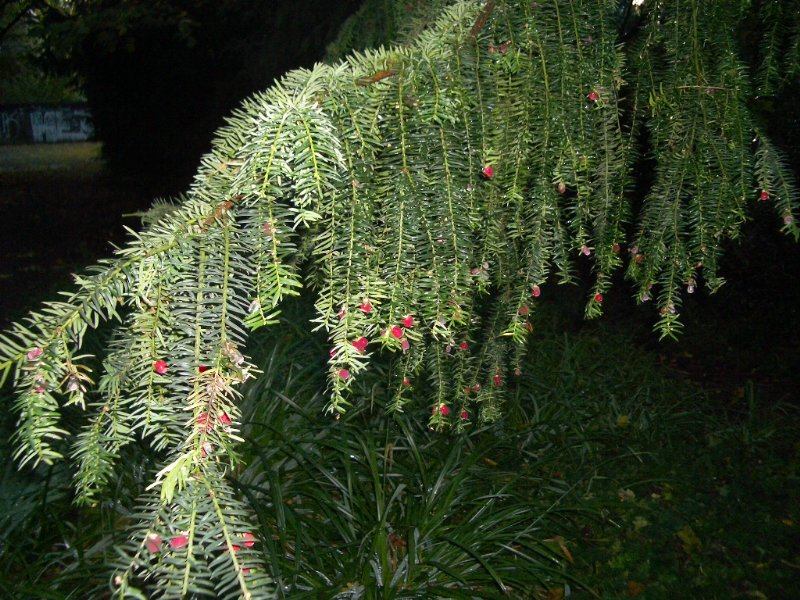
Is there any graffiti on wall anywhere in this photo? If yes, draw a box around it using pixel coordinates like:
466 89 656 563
0 104 95 144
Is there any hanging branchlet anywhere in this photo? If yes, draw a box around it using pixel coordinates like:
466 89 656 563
0 0 798 596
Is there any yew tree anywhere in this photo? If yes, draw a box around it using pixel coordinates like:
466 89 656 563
0 1 798 597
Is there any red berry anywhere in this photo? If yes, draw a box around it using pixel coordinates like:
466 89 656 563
493 374 503 387
402 315 414 328
482 164 495 179
352 337 369 353
531 284 541 298
635 254 644 264
27 347 43 361
242 532 255 548
587 90 599 102
197 412 211 430
472 383 481 392
153 360 168 374
219 412 232 426
391 325 403 339
170 535 189 550
460 409 470 420
198 365 210 373
519 305 529 315
612 242 621 253
433 404 450 417
338 368 350 380
359 302 372 314
146 533 162 554
594 293 604 303
402 377 411 386
760 190 769 202
459 340 469 351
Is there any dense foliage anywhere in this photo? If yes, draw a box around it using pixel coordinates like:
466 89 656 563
0 1 798 597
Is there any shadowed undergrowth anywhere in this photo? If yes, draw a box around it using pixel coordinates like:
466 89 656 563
1 297 796 598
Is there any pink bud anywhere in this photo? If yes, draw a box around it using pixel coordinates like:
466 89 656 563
459 340 469 351
402 315 414 328
760 190 769 202
401 338 410 352
531 284 541 297
460 409 470 420
27 347 43 361
170 535 189 550
359 302 372 314
338 368 350 380
146 533 162 554
594 293 604 303
153 360 168 375
197 412 211 431
587 90 600 102
391 325 403 339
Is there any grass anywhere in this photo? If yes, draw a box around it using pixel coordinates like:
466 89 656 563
0 298 798 598
0 142 104 176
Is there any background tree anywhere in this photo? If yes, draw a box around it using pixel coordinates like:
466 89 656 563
38 0 362 192
0 0 798 597
0 0 83 103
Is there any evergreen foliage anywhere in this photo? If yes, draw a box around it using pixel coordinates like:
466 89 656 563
0 1 798 597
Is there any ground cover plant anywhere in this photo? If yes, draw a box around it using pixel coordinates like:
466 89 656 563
1 0 799 597
1 299 797 597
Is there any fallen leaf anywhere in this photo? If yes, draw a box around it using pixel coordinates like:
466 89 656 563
626 580 646 596
544 535 575 564
677 525 702 554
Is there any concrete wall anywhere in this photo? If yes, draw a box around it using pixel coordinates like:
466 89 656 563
0 104 95 144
